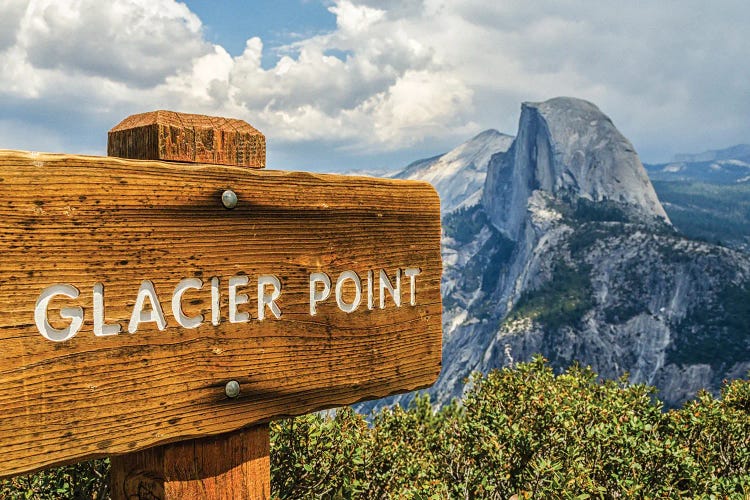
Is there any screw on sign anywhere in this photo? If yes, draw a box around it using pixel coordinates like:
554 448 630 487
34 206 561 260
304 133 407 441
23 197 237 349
0 111 442 498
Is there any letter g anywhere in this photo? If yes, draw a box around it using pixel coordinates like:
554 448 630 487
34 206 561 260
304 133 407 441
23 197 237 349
34 284 83 342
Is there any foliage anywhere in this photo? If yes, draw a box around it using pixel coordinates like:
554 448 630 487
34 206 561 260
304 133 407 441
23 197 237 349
572 198 632 224
443 204 489 245
272 358 749 498
0 459 109 499
567 223 618 257
669 283 750 368
3 359 749 498
507 261 594 330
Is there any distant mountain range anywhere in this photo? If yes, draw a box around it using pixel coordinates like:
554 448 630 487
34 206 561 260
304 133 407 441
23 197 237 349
646 145 750 185
355 97 750 410
672 144 750 164
640 148 750 251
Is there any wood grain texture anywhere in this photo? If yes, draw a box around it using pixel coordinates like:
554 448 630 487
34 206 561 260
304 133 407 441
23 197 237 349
110 424 270 500
108 111 266 168
0 150 442 478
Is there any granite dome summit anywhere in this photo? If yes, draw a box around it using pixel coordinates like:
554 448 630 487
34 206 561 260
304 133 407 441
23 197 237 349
483 97 669 241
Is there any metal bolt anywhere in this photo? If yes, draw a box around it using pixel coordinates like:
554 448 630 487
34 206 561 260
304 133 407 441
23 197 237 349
221 189 238 209
225 380 241 398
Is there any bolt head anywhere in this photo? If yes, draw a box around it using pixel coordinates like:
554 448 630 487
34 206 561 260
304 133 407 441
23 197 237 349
221 189 238 209
225 380 241 398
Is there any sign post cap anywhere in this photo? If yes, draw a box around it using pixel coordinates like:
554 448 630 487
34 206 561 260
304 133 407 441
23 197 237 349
108 110 266 168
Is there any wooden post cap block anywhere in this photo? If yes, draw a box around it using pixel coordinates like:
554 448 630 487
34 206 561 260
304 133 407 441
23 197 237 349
108 110 266 168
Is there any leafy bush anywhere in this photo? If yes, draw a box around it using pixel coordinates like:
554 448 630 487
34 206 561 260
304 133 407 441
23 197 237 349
3 358 749 498
0 459 109 499
272 358 749 498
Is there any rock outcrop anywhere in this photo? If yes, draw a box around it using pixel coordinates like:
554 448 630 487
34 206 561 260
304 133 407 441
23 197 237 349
363 97 750 411
483 97 669 241
395 129 514 214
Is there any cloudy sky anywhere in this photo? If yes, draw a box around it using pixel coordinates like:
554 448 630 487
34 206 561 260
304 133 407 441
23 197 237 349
1 0 748 172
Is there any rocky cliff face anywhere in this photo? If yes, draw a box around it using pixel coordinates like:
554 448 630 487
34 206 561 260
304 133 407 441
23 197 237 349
484 98 669 240
370 97 750 411
394 129 514 214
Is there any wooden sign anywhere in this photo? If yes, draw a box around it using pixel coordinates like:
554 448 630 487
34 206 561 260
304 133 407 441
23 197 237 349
0 149 442 478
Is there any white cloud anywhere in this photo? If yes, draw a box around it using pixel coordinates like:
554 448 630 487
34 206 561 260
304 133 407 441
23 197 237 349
329 0 384 34
18 0 208 87
0 0 26 51
0 0 748 168
363 70 475 147
161 45 234 108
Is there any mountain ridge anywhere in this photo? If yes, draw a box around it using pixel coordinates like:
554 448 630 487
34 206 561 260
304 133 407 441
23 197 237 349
393 129 514 214
673 144 750 163
361 97 750 411
483 97 669 243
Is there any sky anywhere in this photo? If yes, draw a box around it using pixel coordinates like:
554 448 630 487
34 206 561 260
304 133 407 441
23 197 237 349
1 0 748 172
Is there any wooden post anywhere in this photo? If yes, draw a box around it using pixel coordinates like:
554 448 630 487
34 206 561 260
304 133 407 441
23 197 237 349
108 112 269 499
110 426 270 499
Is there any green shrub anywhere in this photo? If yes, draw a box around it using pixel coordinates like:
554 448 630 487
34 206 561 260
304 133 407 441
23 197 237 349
3 358 749 498
0 459 109 499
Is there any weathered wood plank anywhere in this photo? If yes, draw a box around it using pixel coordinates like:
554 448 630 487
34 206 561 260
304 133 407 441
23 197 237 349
0 150 442 478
